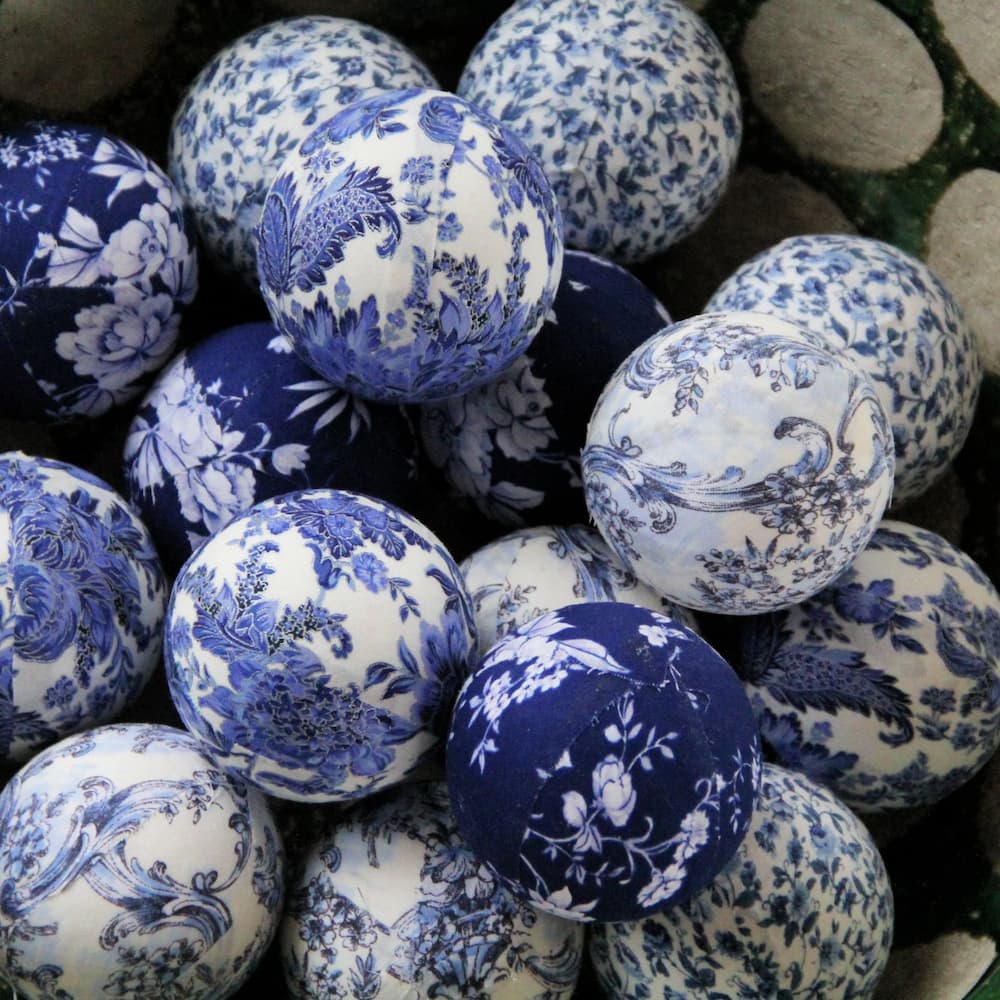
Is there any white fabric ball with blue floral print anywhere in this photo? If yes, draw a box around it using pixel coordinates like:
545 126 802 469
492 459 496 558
165 488 478 803
0 122 196 421
256 86 563 404
590 764 894 999
583 311 895 615
706 234 981 505
281 780 584 999
168 16 437 286
0 452 166 763
741 519 1000 813
458 0 741 263
0 723 284 999
447 602 761 923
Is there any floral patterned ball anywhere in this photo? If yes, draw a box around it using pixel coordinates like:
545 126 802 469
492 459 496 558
281 781 585 999
706 234 981 505
740 519 1000 812
457 0 741 263
169 16 437 286
0 723 284 999
165 488 478 803
582 311 895 614
419 250 670 526
446 602 761 922
0 452 166 762
255 87 563 404
0 121 196 422
590 764 894 999
461 523 698 655
123 321 418 574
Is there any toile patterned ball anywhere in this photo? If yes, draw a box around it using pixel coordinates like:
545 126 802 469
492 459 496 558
255 86 563 404
457 0 741 264
281 780 585 999
123 320 419 574
168 16 438 287
460 523 698 656
740 519 1000 813
582 311 896 615
418 249 670 527
0 451 166 763
0 121 196 422
589 764 894 1000
0 723 284 999
446 601 761 923
706 234 981 506
165 488 478 803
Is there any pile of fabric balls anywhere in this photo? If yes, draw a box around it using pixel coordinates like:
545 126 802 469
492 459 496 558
0 2 994 998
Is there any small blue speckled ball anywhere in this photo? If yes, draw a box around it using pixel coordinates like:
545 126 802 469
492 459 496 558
0 122 196 421
256 87 563 404
447 602 761 922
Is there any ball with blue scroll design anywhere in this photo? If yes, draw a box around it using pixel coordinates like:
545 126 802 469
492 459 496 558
590 764 894 999
583 311 895 615
0 723 284 999
706 234 981 505
0 451 166 763
255 86 563 404
169 16 438 287
165 488 478 803
0 121 197 422
446 602 761 923
419 250 671 527
123 320 419 574
457 0 741 264
740 519 1000 813
281 780 585 999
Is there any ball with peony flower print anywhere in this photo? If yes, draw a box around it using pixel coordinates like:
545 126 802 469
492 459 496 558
0 121 196 422
255 86 563 404
446 601 761 923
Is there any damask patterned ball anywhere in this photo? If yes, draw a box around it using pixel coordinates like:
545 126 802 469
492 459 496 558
0 121 196 422
123 321 418 573
706 234 981 505
457 0 741 263
165 488 478 803
582 311 895 615
0 452 166 762
590 764 894 999
460 523 697 655
0 723 284 999
255 86 563 404
419 250 670 526
446 602 761 922
741 519 1000 813
281 780 585 999
169 16 437 286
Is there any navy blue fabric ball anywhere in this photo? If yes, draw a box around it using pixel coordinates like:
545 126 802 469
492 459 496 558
446 602 761 922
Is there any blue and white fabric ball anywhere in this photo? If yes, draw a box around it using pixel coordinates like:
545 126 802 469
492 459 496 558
458 0 741 263
123 321 418 573
461 523 697 655
590 764 894 999
0 122 196 421
741 520 1000 812
583 312 895 614
419 250 670 526
447 602 761 922
256 86 563 404
281 781 584 999
0 723 284 998
706 234 981 505
165 489 478 803
0 452 166 762
169 16 437 285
